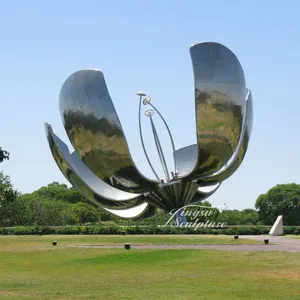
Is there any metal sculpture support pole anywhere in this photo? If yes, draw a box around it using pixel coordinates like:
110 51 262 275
149 115 170 182
148 102 177 174
138 93 160 180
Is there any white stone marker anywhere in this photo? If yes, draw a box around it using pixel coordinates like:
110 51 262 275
269 215 283 236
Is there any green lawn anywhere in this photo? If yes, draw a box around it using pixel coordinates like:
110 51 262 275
0 235 299 299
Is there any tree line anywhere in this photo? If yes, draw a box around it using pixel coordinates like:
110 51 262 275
1 147 300 227
0 171 264 227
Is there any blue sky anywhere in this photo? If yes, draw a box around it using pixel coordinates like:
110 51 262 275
1 0 299 210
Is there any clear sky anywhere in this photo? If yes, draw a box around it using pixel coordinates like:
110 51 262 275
1 0 299 210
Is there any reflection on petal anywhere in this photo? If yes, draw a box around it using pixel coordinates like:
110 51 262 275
179 42 246 180
47 123 141 201
197 89 253 185
59 70 159 193
197 183 221 193
174 144 197 177
45 123 146 212
102 202 148 219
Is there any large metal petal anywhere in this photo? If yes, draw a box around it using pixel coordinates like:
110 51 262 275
68 185 154 219
175 89 253 186
46 123 141 201
45 123 149 214
59 69 159 193
98 202 151 219
70 151 141 201
174 144 197 177
179 42 246 180
197 89 253 185
120 203 159 220
197 183 221 193
72 185 153 219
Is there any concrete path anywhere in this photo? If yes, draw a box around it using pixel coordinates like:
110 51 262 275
73 235 300 252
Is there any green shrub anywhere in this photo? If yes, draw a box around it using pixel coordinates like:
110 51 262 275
4 225 299 236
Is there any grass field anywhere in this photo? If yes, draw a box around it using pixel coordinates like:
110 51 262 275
1 235 300 299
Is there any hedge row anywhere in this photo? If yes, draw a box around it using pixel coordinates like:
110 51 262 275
1 225 298 236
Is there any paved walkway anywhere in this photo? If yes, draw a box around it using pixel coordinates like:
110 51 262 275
74 236 300 252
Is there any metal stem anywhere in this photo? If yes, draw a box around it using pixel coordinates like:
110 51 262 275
149 103 177 174
138 96 160 180
150 116 170 182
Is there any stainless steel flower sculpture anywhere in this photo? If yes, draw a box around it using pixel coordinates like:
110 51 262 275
45 42 253 219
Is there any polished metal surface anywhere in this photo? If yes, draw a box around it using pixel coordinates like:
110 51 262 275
45 123 152 218
197 89 253 185
179 42 246 180
146 181 220 211
175 89 253 186
45 41 253 220
46 123 142 201
104 202 148 219
149 115 170 182
138 94 159 180
59 70 159 193
140 93 177 179
174 144 198 177
198 183 221 193
145 109 155 117
146 101 177 173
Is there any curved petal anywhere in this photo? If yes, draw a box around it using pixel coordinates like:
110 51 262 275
107 203 159 219
71 151 141 201
174 144 197 177
100 202 149 219
179 42 246 180
59 69 159 193
46 123 141 201
45 123 147 211
197 183 221 193
197 89 253 185
133 204 160 219
71 185 154 219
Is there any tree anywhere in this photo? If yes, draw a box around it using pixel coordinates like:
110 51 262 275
32 182 84 203
71 202 100 224
217 209 243 225
9 181 108 226
240 209 259 225
0 172 18 226
13 193 100 226
255 183 300 225
216 208 258 225
0 147 9 162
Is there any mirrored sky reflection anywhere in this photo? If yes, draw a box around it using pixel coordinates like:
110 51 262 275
1 0 300 209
